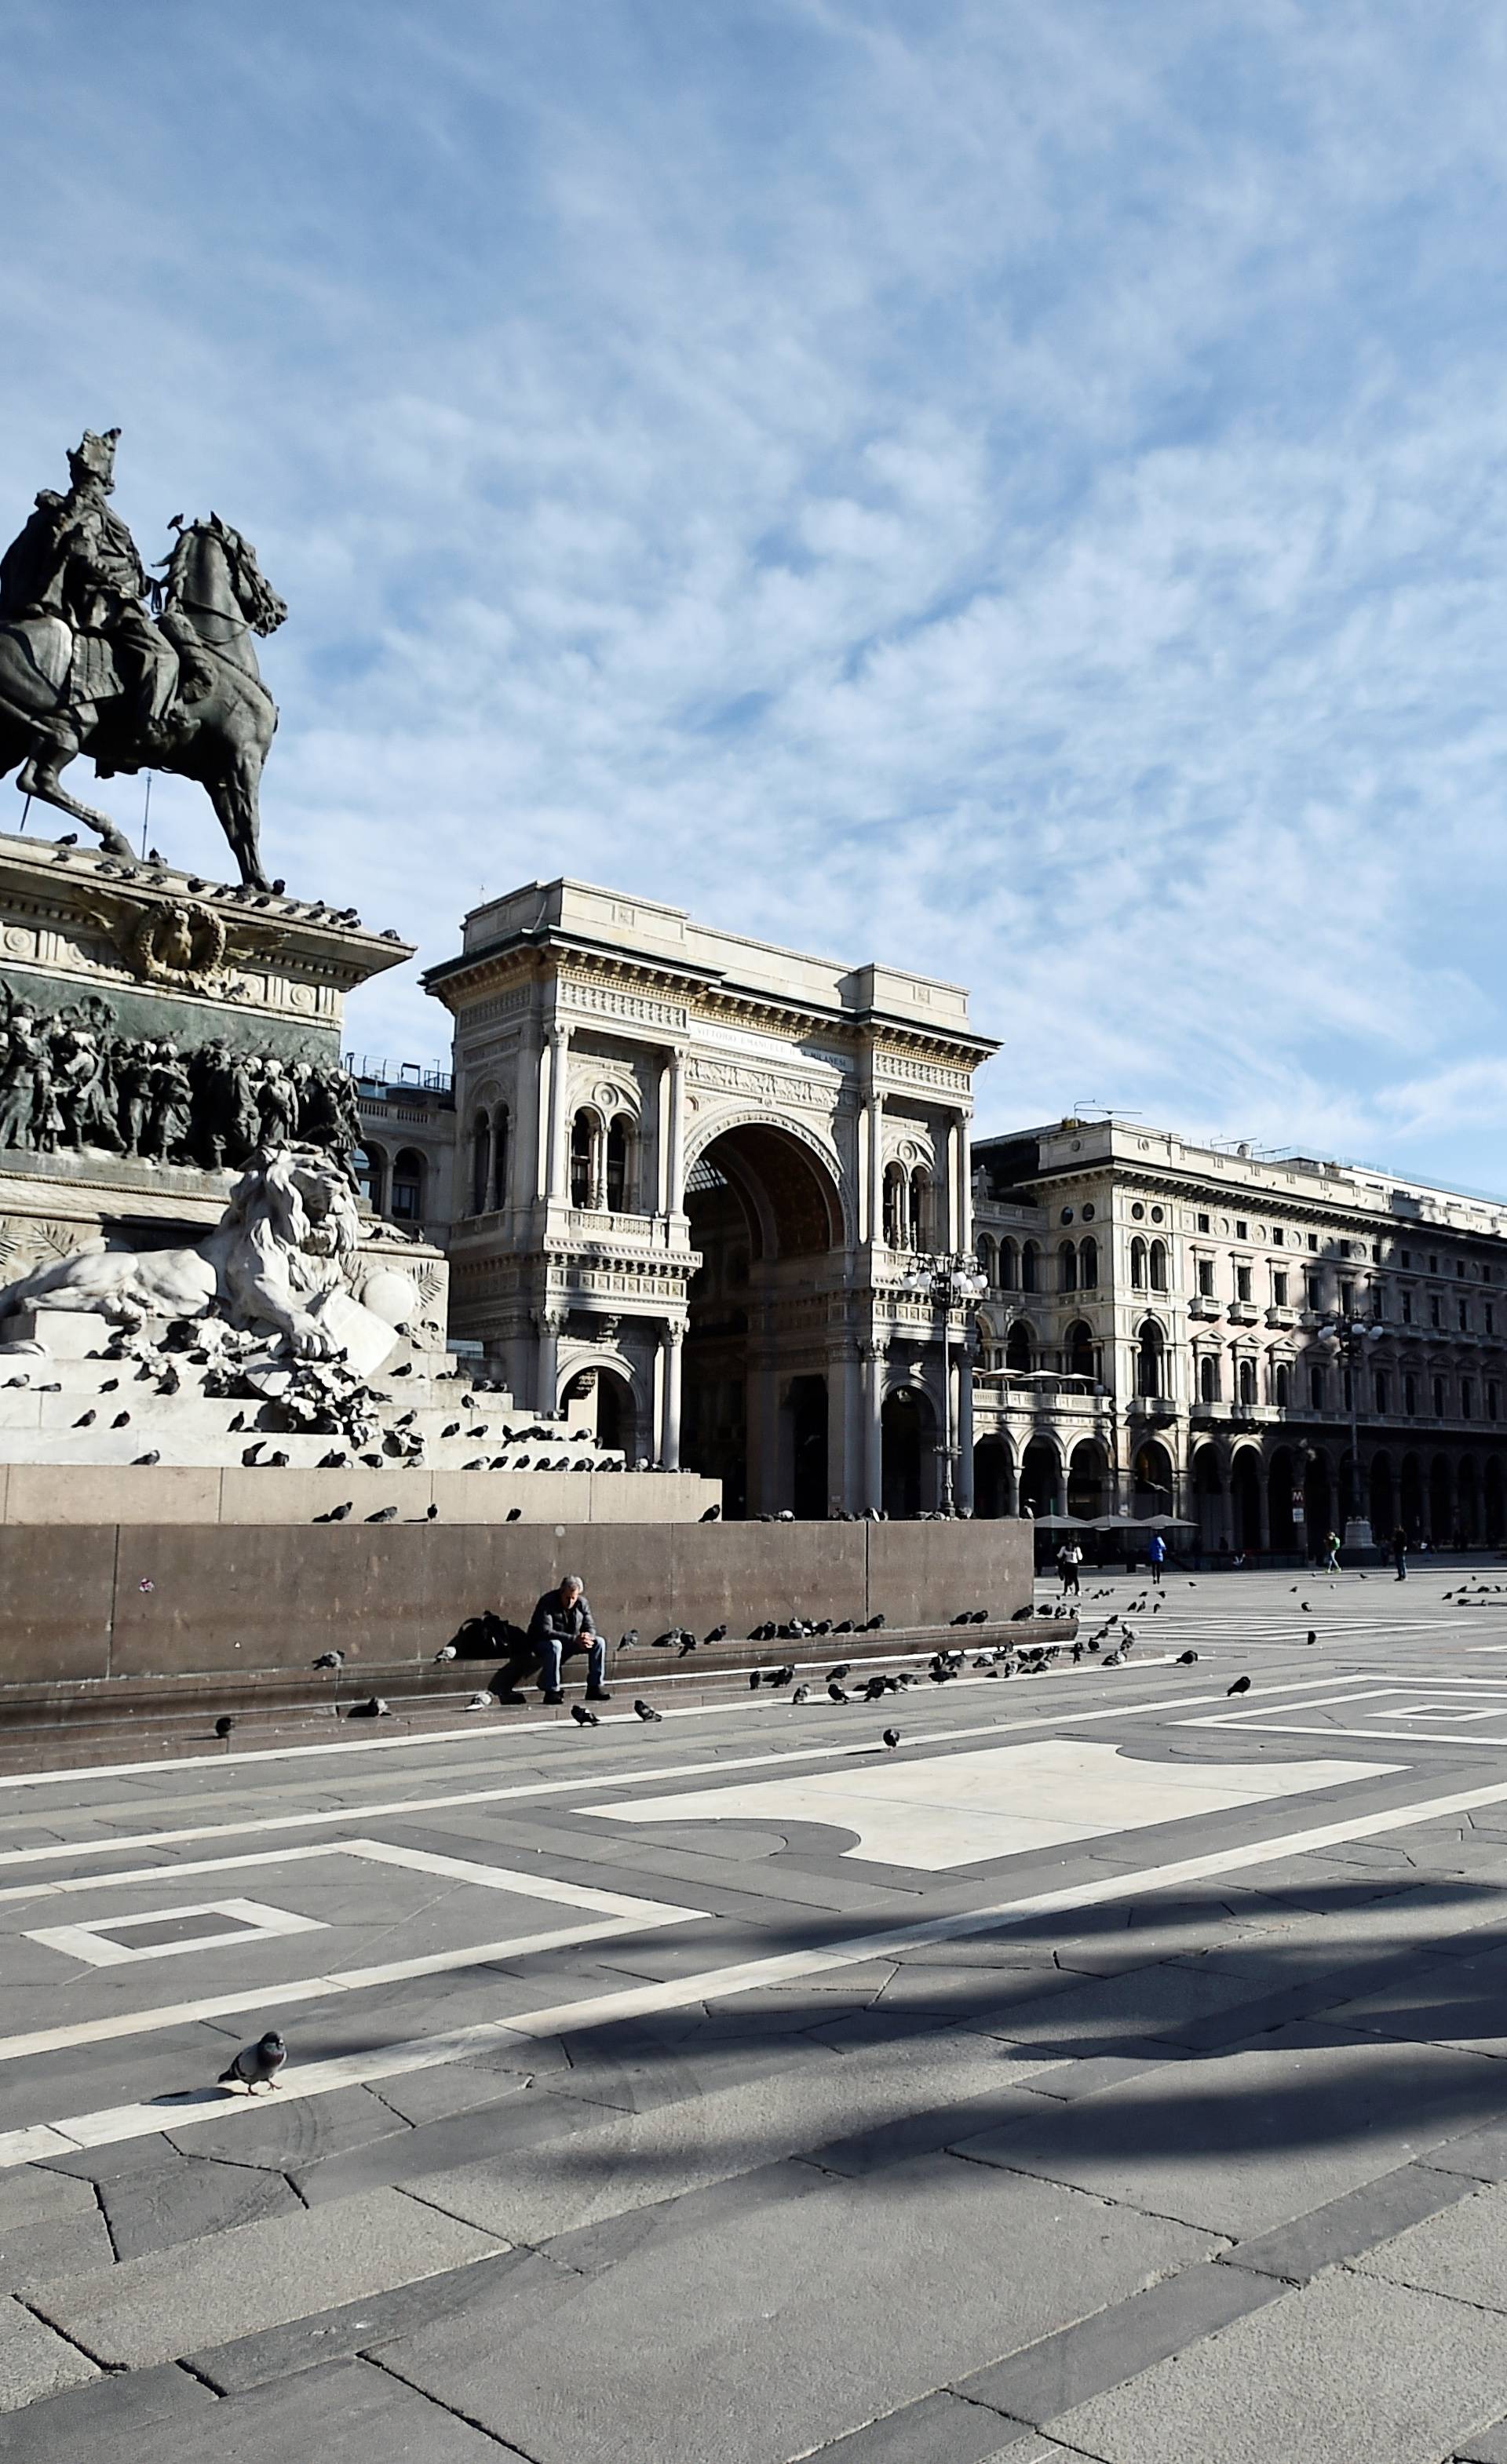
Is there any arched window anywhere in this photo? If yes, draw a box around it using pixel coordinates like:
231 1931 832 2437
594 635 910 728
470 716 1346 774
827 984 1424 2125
1433 1376 1447 1417
908 1169 931 1252
1275 1361 1292 1407
1130 1236 1148 1289
1149 1239 1169 1292
1374 1369 1389 1415
606 1114 632 1212
1137 1318 1165 1399
1309 1361 1326 1411
1064 1319 1095 1380
1059 1241 1078 1293
489 1106 509 1212
469 1112 491 1217
570 1109 599 1208
1238 1357 1257 1407
391 1149 424 1223
1078 1235 1098 1289
1199 1353 1220 1402
976 1234 997 1285
883 1163 907 1248
1005 1321 1032 1374
356 1142 386 1216
998 1237 1019 1290
1021 1241 1040 1294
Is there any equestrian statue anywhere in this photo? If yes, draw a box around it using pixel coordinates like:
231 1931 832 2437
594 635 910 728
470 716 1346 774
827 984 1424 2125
0 429 285 888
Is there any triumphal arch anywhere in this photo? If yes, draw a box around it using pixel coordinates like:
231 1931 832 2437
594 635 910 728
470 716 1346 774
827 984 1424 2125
425 880 997 1516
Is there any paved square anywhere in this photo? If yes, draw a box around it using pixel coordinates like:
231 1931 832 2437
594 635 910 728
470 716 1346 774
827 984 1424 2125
6 1567 1507 2462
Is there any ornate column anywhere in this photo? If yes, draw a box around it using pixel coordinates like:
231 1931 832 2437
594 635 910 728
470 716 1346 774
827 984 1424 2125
535 1306 564 1415
663 1048 688 1216
862 1336 886 1513
545 1022 571 1200
659 1321 684 1470
952 1107 972 1256
866 1080 885 1250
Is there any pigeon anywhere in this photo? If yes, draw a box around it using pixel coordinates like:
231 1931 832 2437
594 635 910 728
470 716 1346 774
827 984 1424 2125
865 1673 889 1700
882 1728 900 1749
571 1703 600 1727
241 1442 265 1467
73 1409 95 1428
619 1630 640 1649
133 1451 160 1466
218 2031 286 2094
433 1644 457 1663
700 1503 721 1522
347 1697 391 1719
441 1422 460 1438
268 1452 289 1469
704 1624 728 1645
111 1409 130 1427
506 1507 522 1522
768 1665 794 1688
828 1681 849 1703
792 1684 810 1704
1227 1675 1252 1697
1306 1628 1317 1646
392 1361 414 1377
634 1699 662 1721
1301 1601 1312 1613
213 1714 235 1740
1176 1649 1199 1664
677 1633 698 1659
317 1501 352 1523
828 1664 852 1682
425 1504 440 1522
1104 1649 1124 1668
367 1504 398 1523
834 1618 855 1635
312 1649 345 1669
749 1669 764 1690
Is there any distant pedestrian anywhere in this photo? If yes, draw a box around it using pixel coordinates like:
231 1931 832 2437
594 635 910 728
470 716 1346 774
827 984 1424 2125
1392 1525 1408 1582
1323 1530 1341 1573
1148 1532 1166 1587
1056 1540 1082 1598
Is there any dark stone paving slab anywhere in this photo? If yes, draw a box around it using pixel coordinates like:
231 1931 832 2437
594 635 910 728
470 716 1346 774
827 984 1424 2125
1222 2160 1477 2284
162 2083 413 2176
802 2386 1026 2463
99 2151 305 2259
0 2358 216 2462
954 2256 1281 2425
380 2152 1213 2464
186 2247 564 2394
97 2355 513 2463
952 2023 1507 2238
290 2086 620 2205
1457 2418 1507 2464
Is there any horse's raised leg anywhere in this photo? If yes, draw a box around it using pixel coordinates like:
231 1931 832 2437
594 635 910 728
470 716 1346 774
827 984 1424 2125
17 748 135 858
206 751 272 891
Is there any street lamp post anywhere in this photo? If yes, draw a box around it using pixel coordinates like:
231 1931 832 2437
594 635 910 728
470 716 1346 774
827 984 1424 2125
900 1251 988 1515
1315 1313 1386 1550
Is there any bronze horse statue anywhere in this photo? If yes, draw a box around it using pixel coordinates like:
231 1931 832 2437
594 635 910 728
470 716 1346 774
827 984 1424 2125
0 512 286 889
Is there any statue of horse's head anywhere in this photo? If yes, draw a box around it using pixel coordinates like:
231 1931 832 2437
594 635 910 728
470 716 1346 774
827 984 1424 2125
162 513 287 638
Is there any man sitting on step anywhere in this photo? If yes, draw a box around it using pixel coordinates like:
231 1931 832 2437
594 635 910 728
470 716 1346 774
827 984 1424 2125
493 1573 610 1707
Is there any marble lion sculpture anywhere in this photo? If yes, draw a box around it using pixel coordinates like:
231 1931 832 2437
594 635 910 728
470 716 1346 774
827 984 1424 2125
0 1145 362 1361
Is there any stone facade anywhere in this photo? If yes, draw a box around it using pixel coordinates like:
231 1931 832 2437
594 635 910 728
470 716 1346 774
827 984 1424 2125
418 878 996 1515
972 1116 1507 1551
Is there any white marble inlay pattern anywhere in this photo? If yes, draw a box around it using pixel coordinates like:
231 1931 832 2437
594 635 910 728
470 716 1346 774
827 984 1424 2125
587 1738 1399 1872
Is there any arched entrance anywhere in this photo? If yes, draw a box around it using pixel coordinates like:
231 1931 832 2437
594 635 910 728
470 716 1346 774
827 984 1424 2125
1400 1453 1424 1539
1458 1456 1479 1545
1430 1454 1454 1544
1131 1438 1173 1517
1067 1439 1107 1519
974 1437 1013 1519
1370 1453 1394 1540
1487 1456 1506 1544
882 1386 933 1518
1268 1446 1296 1552
1231 1449 1263 1554
1192 1445 1223 1552
1304 1452 1332 1554
682 1124 843 1517
1020 1437 1060 1518
595 1366 638 1463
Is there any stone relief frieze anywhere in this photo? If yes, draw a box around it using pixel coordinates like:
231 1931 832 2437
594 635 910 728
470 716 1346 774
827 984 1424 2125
687 1058 834 1110
559 978 688 1032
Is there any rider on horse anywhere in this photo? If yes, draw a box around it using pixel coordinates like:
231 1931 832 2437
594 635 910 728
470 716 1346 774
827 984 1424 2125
0 428 210 760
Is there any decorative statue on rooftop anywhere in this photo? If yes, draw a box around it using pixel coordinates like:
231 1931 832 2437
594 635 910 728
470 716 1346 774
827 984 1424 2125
0 429 285 888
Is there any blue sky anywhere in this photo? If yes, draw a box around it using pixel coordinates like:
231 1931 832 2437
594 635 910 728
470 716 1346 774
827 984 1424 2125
6 2 1507 1188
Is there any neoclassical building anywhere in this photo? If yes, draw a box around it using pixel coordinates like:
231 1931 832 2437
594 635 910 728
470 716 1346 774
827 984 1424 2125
970 1116 1507 1549
411 879 995 1516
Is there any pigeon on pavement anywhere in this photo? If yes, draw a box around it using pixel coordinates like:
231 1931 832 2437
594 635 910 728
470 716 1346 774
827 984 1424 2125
1176 1649 1199 1664
213 1715 234 1740
218 2030 286 2094
571 1703 600 1728
1227 1675 1252 1697
634 1699 662 1721
827 1681 849 1703
312 1649 345 1669
882 1728 900 1749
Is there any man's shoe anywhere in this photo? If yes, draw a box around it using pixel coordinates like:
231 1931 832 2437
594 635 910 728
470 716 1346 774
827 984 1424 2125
542 1691 565 1705
494 1689 528 1705
585 1686 612 1704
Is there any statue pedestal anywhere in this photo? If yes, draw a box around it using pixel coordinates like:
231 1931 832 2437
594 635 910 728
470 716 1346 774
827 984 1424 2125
0 826 414 1278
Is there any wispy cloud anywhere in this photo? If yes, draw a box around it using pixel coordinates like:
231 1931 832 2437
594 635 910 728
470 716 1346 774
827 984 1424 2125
3 3 1506 1186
